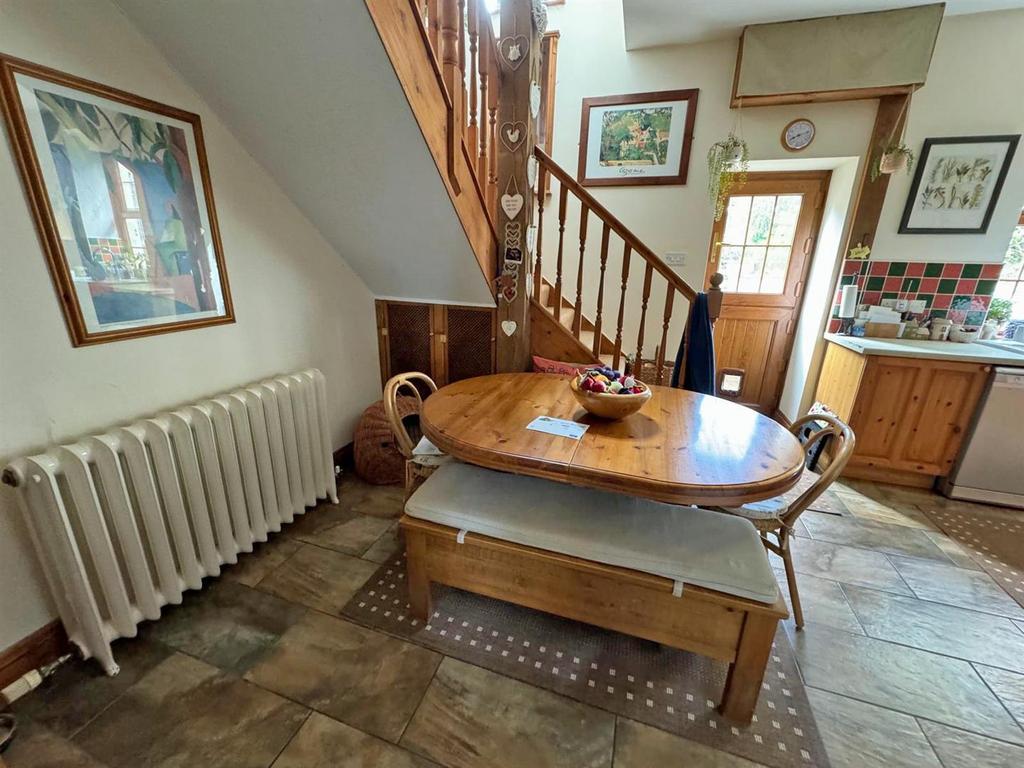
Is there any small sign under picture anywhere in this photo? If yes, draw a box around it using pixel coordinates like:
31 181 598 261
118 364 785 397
577 88 699 188
898 134 1020 235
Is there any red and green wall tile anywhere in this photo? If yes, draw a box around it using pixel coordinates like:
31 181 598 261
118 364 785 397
828 260 1001 332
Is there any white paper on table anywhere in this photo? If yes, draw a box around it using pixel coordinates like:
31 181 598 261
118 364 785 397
526 416 589 440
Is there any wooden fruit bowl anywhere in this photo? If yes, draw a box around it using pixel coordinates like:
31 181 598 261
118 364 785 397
569 375 652 420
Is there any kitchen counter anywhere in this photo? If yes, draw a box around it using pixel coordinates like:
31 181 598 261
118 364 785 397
824 333 1024 366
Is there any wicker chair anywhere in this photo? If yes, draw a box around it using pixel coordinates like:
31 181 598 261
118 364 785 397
716 413 855 629
383 372 451 498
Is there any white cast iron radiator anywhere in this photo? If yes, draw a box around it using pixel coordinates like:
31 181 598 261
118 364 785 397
2 369 338 675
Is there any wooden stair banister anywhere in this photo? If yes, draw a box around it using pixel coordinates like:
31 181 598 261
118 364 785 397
531 146 724 384
534 147 697 304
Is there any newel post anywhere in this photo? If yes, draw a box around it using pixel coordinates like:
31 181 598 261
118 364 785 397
707 272 724 325
495 0 543 372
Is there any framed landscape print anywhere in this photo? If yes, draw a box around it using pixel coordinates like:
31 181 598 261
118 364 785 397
899 135 1020 235
0 55 233 346
577 89 698 187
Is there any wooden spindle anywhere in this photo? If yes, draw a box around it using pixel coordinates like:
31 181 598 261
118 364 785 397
426 0 440 55
477 31 489 186
534 163 547 299
572 203 589 336
439 0 462 189
635 263 654 372
554 184 568 313
655 283 675 385
613 244 631 371
592 222 610 358
467 0 479 153
487 52 499 209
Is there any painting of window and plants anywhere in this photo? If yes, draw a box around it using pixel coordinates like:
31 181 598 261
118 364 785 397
899 135 1020 235
0 56 232 345
578 89 698 188
598 107 673 167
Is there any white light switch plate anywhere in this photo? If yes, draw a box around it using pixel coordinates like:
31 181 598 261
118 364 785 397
880 299 897 308
909 299 927 313
665 251 686 266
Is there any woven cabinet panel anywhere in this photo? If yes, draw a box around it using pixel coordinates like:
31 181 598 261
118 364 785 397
385 303 433 379
445 307 494 383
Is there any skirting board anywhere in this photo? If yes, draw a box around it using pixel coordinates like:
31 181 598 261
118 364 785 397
0 620 68 693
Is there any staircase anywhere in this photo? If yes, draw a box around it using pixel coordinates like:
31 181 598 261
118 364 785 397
529 147 723 384
366 0 722 383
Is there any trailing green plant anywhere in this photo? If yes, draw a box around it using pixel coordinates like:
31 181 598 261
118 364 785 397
707 134 749 221
871 140 915 182
987 298 1014 324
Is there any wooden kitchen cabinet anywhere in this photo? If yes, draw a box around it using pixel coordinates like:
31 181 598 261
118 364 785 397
814 342 991 487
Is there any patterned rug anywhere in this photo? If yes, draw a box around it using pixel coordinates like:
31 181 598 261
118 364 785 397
342 552 831 768
921 504 1024 609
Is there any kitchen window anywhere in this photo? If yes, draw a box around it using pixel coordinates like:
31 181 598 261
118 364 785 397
994 209 1024 323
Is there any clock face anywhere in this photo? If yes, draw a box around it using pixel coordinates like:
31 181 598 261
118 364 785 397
783 119 815 151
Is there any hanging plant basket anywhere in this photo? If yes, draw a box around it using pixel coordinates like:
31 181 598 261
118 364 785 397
707 134 749 221
872 141 915 182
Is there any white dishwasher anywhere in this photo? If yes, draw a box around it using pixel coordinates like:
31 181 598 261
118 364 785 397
942 366 1024 508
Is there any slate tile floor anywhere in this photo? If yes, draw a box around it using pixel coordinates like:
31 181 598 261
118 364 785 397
5 473 1024 768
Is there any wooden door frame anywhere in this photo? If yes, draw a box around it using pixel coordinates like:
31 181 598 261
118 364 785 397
703 171 831 413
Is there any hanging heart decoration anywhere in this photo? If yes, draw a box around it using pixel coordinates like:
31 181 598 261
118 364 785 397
500 121 527 152
526 224 537 255
496 273 518 303
500 176 524 220
499 35 529 71
527 156 538 187
530 81 542 119
501 320 518 336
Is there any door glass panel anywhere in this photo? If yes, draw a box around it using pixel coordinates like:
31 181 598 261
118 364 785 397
738 247 766 292
723 197 752 244
718 246 742 292
717 191 805 294
745 196 775 245
761 247 791 293
769 195 802 246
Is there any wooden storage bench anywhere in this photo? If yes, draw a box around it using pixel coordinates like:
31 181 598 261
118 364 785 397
401 463 788 724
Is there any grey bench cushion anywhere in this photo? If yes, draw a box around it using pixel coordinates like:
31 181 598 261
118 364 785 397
405 462 779 604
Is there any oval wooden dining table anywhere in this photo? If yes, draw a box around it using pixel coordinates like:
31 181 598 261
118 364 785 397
420 373 805 507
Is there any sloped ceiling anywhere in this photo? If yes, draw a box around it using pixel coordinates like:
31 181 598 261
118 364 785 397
114 0 494 306
622 0 1024 49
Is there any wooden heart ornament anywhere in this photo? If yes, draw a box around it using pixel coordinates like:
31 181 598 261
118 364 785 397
501 320 517 336
530 81 542 118
501 193 524 220
499 35 529 70
500 121 527 152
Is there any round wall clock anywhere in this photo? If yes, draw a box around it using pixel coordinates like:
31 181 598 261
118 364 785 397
782 119 815 152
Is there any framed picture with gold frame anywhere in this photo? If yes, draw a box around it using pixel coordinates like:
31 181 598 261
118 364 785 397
0 54 234 346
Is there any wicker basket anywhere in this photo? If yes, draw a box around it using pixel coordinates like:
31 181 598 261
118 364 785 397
354 396 420 485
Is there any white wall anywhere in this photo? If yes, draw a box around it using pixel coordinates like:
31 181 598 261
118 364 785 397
871 9 1024 264
0 0 381 651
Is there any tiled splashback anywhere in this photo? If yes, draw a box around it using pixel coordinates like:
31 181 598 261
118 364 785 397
828 260 1000 333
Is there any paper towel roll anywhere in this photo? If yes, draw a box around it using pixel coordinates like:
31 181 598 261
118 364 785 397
839 284 859 318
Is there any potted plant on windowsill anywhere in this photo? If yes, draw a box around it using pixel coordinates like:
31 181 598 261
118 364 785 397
707 133 749 221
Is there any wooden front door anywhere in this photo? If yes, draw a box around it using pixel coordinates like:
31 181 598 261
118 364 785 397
704 172 829 413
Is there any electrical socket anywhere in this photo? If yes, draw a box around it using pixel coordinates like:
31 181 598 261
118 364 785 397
909 299 927 313
880 299 897 308
664 251 686 266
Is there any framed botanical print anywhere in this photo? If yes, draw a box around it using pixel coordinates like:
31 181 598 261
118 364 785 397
577 89 698 187
0 54 233 346
898 135 1020 235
